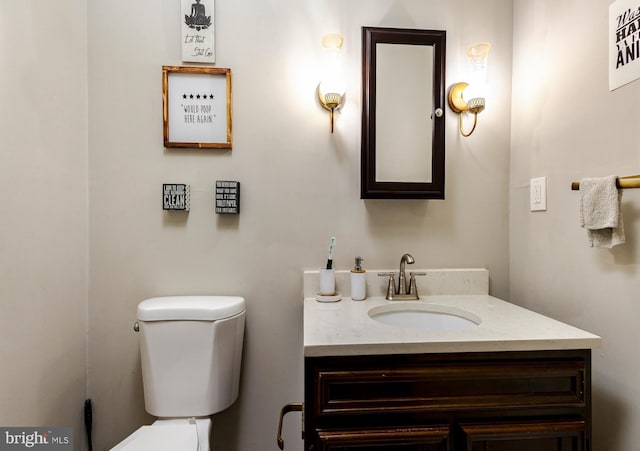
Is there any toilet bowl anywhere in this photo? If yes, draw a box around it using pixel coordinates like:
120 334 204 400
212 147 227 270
110 296 245 451
111 418 211 451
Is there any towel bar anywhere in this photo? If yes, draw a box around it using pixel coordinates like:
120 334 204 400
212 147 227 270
571 174 640 190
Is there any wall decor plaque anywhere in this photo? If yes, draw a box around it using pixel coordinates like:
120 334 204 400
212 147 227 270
610 0 640 90
163 66 232 149
215 181 240 214
163 184 191 211
181 0 215 63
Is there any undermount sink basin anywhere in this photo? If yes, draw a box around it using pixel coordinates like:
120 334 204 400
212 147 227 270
368 303 481 332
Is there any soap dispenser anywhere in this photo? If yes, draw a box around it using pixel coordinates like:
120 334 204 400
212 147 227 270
350 256 366 301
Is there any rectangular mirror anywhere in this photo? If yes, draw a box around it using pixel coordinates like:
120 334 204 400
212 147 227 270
361 27 446 199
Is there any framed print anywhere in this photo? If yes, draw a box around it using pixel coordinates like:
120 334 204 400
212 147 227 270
162 66 232 149
609 0 640 90
181 0 215 63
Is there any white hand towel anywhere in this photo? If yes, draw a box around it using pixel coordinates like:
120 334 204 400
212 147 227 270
579 175 625 248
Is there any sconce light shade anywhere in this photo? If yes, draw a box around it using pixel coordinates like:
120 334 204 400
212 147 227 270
447 42 491 137
318 33 345 133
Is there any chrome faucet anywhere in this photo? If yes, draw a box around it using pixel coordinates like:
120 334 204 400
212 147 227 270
398 253 415 295
378 253 427 300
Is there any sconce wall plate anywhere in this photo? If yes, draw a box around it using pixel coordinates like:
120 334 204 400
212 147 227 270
447 82 469 113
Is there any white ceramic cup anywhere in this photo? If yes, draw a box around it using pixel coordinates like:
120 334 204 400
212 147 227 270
319 268 336 295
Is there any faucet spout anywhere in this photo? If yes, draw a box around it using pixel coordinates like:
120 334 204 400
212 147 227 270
398 253 415 294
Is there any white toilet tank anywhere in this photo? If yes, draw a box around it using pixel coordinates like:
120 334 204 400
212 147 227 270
137 296 245 418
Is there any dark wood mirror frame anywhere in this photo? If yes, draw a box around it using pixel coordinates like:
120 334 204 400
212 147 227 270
361 27 446 199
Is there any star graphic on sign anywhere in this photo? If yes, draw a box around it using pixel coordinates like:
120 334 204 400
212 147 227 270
182 92 216 101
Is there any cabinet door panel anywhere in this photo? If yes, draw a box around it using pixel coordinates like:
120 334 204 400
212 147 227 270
316 426 449 451
460 419 585 451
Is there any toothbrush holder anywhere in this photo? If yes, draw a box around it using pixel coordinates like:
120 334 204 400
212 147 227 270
319 268 336 295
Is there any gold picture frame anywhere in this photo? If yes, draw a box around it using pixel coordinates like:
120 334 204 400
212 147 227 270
162 66 232 149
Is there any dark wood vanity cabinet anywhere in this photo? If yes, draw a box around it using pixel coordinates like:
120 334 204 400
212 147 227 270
304 350 591 451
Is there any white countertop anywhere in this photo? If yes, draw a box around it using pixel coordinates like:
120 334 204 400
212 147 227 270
303 295 602 357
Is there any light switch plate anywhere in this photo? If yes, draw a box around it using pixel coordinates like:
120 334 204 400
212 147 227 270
530 176 547 211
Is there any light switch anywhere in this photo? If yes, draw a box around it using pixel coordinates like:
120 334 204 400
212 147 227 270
530 176 547 211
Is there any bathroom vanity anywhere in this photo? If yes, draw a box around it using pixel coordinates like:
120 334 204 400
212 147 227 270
302 269 601 451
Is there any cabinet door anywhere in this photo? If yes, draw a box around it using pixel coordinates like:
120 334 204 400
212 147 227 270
460 419 586 451
314 426 449 451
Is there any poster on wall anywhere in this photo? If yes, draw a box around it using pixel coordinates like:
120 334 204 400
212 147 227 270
181 0 215 63
162 66 232 149
609 0 640 90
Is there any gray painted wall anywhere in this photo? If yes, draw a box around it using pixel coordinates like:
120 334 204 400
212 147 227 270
0 1 88 449
87 0 511 449
510 1 640 449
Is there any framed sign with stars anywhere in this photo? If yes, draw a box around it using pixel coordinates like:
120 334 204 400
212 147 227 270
162 66 232 149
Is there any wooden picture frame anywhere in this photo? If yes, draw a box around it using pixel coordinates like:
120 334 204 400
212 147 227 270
162 66 232 149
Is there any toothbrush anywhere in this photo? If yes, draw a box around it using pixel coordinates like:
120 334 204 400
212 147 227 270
326 236 336 269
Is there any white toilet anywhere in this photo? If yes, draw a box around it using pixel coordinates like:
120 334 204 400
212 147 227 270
111 296 246 451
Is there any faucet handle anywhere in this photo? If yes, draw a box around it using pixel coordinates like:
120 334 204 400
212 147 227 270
408 272 427 297
377 272 397 300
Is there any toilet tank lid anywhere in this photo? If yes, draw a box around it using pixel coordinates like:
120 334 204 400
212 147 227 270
137 296 245 321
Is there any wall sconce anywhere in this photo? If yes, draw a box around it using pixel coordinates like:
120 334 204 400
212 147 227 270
318 33 345 133
447 42 491 137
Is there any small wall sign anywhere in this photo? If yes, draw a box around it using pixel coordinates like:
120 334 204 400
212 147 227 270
181 0 215 63
163 184 191 211
162 66 232 149
215 181 240 214
609 0 640 90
